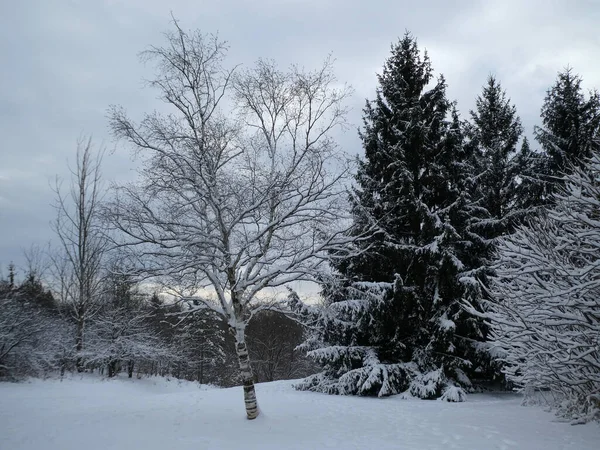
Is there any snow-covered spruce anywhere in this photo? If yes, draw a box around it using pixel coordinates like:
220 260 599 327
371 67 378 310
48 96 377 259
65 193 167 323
465 75 532 229
294 34 493 401
467 154 600 423
534 68 600 202
291 283 475 401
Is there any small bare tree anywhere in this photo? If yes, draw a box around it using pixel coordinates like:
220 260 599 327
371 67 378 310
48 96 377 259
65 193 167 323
52 137 108 372
107 22 358 419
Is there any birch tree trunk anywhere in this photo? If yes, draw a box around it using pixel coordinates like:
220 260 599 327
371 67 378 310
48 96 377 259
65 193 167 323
233 325 259 419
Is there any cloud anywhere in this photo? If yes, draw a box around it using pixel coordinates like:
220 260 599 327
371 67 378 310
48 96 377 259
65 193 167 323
1 0 599 272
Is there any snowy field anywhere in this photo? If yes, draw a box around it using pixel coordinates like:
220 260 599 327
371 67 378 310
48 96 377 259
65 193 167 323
1 376 599 450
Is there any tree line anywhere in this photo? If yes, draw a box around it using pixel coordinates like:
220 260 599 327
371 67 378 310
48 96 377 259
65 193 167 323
0 254 313 385
1 23 599 423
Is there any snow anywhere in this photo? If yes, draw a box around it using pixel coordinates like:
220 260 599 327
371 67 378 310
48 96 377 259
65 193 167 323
1 376 599 450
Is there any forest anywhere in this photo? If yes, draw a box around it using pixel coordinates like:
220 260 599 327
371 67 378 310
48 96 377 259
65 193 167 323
1 23 599 426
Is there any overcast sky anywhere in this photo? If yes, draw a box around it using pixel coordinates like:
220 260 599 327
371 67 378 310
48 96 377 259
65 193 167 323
1 0 599 276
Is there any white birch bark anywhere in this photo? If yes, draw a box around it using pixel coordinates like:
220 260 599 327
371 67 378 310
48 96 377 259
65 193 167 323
233 322 259 419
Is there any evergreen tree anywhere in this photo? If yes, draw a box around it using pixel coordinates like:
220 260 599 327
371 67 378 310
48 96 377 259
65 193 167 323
534 68 600 199
512 137 548 211
466 75 524 236
17 272 56 311
6 263 16 290
297 34 489 400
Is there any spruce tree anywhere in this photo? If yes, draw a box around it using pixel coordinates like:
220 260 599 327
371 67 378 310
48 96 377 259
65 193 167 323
534 68 600 198
297 34 489 400
512 137 545 210
466 75 524 236
463 78 539 384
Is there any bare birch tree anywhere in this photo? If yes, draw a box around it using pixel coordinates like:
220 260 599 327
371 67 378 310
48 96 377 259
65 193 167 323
107 22 358 419
52 137 108 371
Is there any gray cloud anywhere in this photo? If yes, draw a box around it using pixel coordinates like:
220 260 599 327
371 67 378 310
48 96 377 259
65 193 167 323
1 0 599 273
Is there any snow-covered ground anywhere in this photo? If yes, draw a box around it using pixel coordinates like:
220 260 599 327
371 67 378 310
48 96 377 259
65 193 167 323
1 376 599 450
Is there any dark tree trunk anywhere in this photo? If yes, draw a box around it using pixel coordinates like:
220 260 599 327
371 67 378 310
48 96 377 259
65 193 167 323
75 318 84 372
108 360 118 378
199 347 204 385
127 360 134 378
